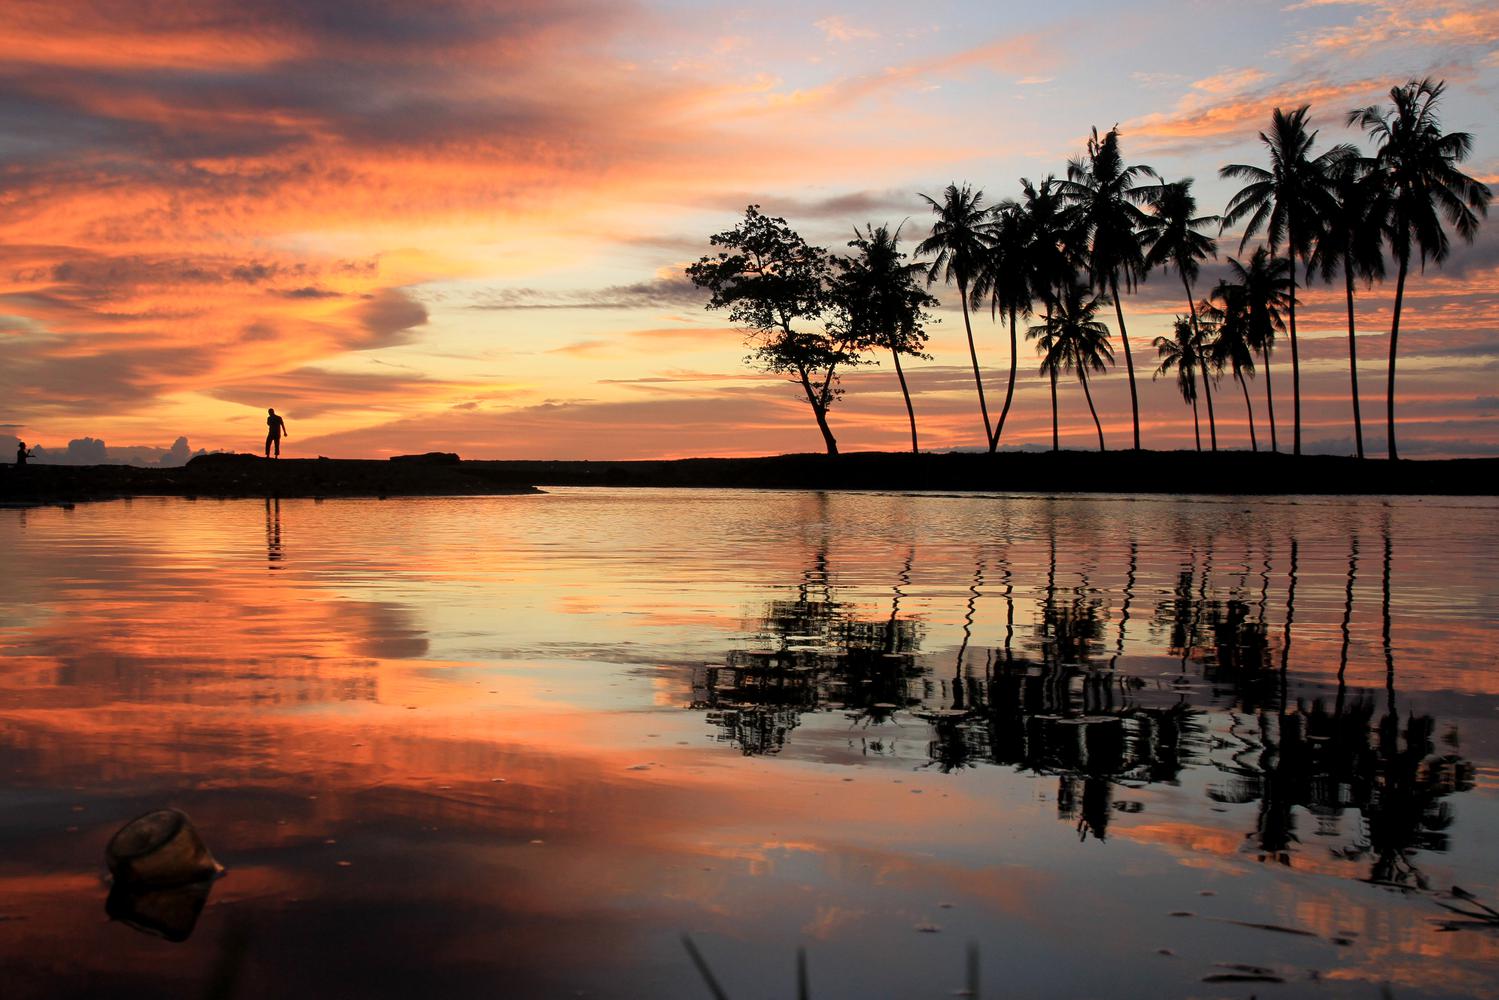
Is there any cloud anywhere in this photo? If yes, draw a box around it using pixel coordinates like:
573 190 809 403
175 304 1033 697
814 16 878 43
208 366 475 417
1126 76 1392 152
349 288 429 348
1 432 210 466
469 274 706 311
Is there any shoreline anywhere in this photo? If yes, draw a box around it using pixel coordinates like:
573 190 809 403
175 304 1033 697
2 450 1497 504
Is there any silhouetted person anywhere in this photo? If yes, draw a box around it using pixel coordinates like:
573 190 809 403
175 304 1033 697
265 409 288 458
15 441 33 466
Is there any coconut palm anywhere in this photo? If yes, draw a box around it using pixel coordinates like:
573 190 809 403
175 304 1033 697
1220 106 1356 455
1308 155 1389 459
1204 290 1260 451
973 200 1033 451
1348 78 1492 460
832 223 937 453
1059 127 1156 449
1008 176 1077 450
1153 317 1204 451
1215 249 1292 452
1142 178 1221 449
1030 278 1115 451
917 183 998 448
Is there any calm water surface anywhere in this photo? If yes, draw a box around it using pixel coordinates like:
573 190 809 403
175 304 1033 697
2 489 1498 998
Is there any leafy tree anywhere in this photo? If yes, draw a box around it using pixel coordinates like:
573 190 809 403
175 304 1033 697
1308 155 1389 458
1221 106 1355 455
687 206 861 455
1349 79 1492 460
1142 178 1221 449
1060 127 1156 450
1030 279 1115 451
917 184 997 447
832 224 938 453
1153 317 1206 451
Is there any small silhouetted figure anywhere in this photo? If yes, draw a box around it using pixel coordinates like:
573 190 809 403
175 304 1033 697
15 441 33 466
265 409 288 458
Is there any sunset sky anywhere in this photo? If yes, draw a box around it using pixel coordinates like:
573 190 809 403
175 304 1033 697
2 0 1496 460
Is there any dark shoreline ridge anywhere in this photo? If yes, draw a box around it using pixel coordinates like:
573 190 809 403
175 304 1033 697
2 450 1497 503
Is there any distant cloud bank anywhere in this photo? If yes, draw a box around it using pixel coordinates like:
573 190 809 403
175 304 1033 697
1 433 209 467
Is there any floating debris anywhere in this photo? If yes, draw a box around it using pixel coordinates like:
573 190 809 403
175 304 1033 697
105 809 221 889
103 809 223 943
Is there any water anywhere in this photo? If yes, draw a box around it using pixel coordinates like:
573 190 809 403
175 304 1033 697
2 489 1498 998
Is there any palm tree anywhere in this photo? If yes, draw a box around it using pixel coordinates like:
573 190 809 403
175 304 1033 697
973 200 1033 451
1143 178 1221 449
1204 291 1260 451
833 223 938 453
1153 317 1203 451
1348 79 1492 460
1031 279 1115 451
1060 127 1156 450
1009 176 1076 451
1308 156 1389 459
1221 106 1355 455
917 183 997 448
1215 249 1292 452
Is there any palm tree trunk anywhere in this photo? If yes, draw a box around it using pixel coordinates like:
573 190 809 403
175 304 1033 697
958 280 992 449
1110 272 1141 450
1184 278 1216 451
1079 369 1105 451
1284 234 1301 456
1262 348 1278 452
891 345 918 453
1191 396 1201 452
1387 252 1409 461
1344 257 1364 459
992 305 1019 452
1049 367 1059 452
1238 371 1258 452
1200 361 1217 452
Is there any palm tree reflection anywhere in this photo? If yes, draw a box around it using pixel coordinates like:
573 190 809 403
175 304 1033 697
692 524 1474 877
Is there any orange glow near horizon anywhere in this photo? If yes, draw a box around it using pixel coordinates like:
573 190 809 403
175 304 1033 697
1 1 1496 460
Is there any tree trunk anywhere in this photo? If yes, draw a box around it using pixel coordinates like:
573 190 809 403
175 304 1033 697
1262 348 1278 453
1284 232 1301 456
1200 360 1217 452
1110 272 1141 450
958 280 992 449
891 345 919 454
992 304 1019 452
1238 371 1258 452
1191 395 1201 452
1049 367 1059 452
1344 256 1364 459
797 367 838 455
1387 252 1409 461
1184 277 1216 451
1079 368 1104 451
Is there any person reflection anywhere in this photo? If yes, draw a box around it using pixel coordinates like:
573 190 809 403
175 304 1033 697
266 497 283 567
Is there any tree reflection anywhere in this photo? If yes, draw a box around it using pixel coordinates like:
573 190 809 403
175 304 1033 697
692 524 1474 868
690 545 924 756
